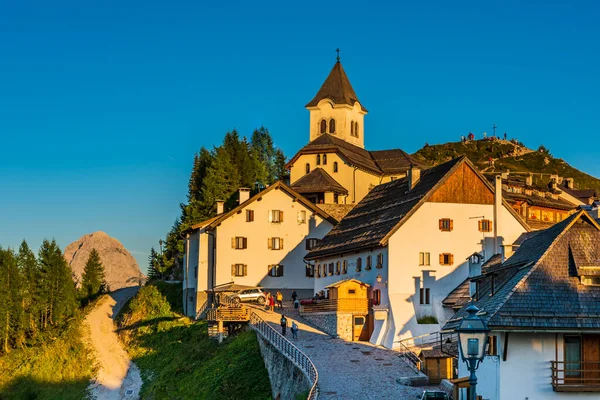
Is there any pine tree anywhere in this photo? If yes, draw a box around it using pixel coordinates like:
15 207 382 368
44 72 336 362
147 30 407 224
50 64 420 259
16 240 38 343
81 249 106 300
201 146 241 213
38 240 77 327
0 247 23 353
274 149 289 183
147 247 160 280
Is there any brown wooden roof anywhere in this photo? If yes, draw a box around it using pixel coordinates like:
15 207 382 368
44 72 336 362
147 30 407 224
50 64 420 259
305 61 367 112
306 156 530 260
286 134 426 176
291 168 348 195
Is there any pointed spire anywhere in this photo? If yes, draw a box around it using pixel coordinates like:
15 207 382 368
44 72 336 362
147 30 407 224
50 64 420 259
306 53 367 112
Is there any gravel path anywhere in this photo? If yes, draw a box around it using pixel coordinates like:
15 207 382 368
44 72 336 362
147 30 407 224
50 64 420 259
249 304 424 399
86 287 142 400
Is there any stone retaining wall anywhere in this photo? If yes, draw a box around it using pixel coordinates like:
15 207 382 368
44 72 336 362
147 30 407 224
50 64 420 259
255 334 311 399
301 312 355 341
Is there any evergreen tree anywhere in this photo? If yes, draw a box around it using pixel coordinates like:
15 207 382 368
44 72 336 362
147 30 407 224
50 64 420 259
38 240 77 328
274 149 289 182
0 247 23 353
80 249 106 300
16 240 38 343
201 145 241 213
251 126 276 184
147 247 160 280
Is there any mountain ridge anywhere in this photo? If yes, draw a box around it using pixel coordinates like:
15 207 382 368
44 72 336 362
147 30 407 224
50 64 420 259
412 139 600 192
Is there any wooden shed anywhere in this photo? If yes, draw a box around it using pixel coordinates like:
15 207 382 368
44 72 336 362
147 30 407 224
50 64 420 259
418 348 455 384
325 278 369 300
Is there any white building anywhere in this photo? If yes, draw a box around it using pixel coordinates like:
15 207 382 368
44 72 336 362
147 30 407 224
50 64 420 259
443 210 600 400
305 156 530 348
182 182 336 317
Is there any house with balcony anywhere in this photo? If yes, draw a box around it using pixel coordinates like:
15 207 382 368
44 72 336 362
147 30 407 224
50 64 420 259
443 209 600 399
305 156 530 349
182 182 337 318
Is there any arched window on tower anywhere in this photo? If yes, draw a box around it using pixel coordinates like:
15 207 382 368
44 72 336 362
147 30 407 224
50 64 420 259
320 119 327 134
323 154 327 165
305 163 310 175
351 121 354 136
316 154 321 165
355 122 359 137
329 119 336 134
333 162 338 173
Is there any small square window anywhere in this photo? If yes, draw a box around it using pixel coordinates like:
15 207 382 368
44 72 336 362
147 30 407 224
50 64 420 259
268 237 283 250
419 252 430 266
232 264 247 277
306 238 318 250
439 253 454 266
270 210 283 223
268 264 284 277
246 209 254 222
439 218 453 232
479 219 492 232
232 237 247 250
305 264 315 277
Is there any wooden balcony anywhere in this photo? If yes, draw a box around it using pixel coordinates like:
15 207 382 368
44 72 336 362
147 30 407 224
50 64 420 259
551 361 600 392
300 298 369 314
206 306 250 322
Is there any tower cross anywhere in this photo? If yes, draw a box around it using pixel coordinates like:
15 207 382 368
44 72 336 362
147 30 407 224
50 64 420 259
492 123 497 137
336 48 340 62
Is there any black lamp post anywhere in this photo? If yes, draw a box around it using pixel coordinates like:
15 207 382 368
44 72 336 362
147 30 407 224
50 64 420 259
456 304 490 400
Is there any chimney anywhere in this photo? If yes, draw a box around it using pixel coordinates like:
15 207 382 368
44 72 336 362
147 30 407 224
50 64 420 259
408 166 421 191
525 174 533 187
565 178 575 189
216 200 224 215
493 175 502 255
238 188 251 204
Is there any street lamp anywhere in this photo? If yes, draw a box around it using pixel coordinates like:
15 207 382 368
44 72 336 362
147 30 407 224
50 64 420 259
456 304 490 400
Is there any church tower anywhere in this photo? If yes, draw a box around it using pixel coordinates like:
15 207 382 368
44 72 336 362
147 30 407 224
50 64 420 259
305 53 367 148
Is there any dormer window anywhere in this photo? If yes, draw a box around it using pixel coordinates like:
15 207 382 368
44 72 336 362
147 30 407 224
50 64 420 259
320 119 327 134
329 119 336 134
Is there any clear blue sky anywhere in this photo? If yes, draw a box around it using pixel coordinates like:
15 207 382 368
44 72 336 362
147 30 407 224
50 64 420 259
1 1 599 272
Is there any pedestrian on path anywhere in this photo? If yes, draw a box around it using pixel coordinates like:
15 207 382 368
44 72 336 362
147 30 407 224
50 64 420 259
280 314 288 336
291 321 298 339
276 291 283 309
291 289 297 302
269 293 275 312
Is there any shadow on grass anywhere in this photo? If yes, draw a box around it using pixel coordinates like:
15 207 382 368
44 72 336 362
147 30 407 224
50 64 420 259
115 316 180 332
0 376 90 400
120 318 271 400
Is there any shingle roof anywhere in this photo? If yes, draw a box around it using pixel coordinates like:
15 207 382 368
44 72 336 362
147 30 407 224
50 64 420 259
442 279 471 309
305 61 367 112
305 157 465 259
291 168 348 195
286 134 426 176
504 191 575 211
443 211 600 331
559 184 598 202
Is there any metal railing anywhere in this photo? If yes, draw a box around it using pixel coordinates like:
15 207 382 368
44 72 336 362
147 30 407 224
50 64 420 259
249 311 319 400
551 361 600 391
195 300 208 320
396 340 422 373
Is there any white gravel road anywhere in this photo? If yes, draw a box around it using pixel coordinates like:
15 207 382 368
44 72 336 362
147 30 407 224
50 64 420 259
85 287 143 400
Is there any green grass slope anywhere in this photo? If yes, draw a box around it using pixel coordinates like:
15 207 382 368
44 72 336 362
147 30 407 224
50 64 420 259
413 140 600 191
0 315 95 400
118 285 271 400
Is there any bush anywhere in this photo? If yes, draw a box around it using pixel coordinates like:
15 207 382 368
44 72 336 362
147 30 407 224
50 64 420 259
417 315 438 324
149 281 183 314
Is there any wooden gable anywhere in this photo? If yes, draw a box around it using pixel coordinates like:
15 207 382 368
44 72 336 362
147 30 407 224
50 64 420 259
428 162 494 205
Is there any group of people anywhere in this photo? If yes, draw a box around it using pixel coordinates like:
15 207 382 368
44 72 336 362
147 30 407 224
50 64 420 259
265 291 284 311
279 314 299 339
264 290 300 339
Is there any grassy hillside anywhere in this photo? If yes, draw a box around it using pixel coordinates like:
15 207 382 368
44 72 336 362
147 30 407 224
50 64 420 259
0 315 95 399
413 139 600 191
118 285 271 400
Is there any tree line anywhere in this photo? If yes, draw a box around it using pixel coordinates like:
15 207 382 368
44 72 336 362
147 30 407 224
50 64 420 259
0 240 106 354
148 127 288 279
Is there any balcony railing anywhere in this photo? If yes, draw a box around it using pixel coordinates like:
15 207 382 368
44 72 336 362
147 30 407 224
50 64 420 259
551 361 600 392
300 298 369 314
206 306 250 322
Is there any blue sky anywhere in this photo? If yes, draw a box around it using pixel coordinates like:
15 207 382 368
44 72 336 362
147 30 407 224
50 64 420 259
1 1 599 272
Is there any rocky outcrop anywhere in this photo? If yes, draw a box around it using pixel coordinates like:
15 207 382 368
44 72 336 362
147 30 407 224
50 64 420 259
64 231 145 291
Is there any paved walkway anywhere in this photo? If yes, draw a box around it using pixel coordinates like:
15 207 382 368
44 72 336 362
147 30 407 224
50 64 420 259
248 303 424 400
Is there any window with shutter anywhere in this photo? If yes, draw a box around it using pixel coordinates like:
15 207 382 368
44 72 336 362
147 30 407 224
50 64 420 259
479 219 492 232
419 252 431 266
233 237 246 249
270 210 283 223
232 264 245 277
439 218 453 231
440 253 453 265
246 209 254 222
306 238 318 250
306 264 314 277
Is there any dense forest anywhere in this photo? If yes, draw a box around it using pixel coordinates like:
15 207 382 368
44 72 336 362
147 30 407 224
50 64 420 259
0 240 106 354
148 127 288 279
